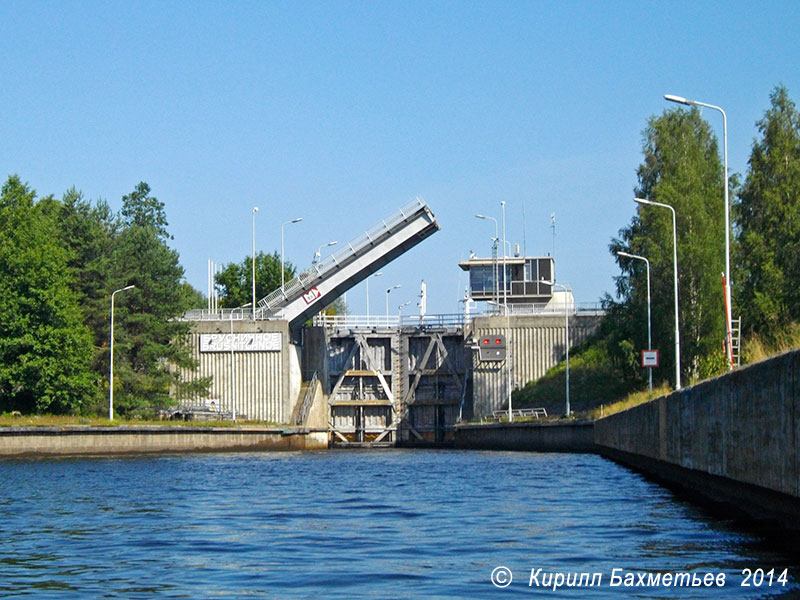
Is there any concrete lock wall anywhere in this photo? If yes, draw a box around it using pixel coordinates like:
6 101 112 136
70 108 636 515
594 348 800 500
0 427 329 456
176 320 302 423
469 314 602 418
455 421 595 452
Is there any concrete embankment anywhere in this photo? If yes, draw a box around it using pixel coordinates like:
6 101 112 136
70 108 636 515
454 420 595 452
455 347 800 527
0 426 328 457
594 348 800 525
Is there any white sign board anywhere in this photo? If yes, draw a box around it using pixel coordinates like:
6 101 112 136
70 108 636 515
641 349 660 368
200 332 282 353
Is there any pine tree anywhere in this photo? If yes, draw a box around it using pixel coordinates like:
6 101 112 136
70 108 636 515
39 188 118 387
109 182 207 414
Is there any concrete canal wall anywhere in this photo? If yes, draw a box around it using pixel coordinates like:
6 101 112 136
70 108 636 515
454 347 800 524
594 348 800 522
0 427 328 457
455 421 595 452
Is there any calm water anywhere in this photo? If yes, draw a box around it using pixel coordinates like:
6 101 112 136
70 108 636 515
1 449 798 599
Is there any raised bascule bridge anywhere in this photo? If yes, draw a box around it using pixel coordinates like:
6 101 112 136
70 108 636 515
180 198 603 446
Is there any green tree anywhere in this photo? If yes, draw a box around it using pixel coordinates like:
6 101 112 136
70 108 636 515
109 183 207 414
216 251 295 308
608 107 727 386
39 188 118 384
120 181 170 239
735 85 800 340
0 176 95 414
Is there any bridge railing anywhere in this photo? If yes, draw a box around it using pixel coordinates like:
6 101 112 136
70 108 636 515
181 308 253 321
484 302 605 317
312 313 468 329
185 302 606 324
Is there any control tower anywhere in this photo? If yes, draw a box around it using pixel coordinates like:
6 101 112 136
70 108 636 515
458 254 556 305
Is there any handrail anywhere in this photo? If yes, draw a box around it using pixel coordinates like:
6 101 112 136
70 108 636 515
295 371 319 426
312 313 468 329
311 305 605 329
485 302 605 317
182 308 252 321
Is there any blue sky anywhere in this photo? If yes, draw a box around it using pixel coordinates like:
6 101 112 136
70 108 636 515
2 1 799 316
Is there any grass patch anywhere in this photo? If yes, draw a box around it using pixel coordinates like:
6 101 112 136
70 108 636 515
581 383 672 420
511 337 634 418
742 322 800 365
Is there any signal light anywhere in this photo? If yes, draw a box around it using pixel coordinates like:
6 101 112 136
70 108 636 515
478 334 506 361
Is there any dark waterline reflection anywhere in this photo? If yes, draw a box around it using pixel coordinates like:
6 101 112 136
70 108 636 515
1 450 798 598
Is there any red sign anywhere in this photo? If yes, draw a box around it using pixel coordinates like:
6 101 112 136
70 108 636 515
641 349 659 368
302 287 322 305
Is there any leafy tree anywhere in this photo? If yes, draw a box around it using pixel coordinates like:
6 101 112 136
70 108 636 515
322 296 347 316
735 85 800 341
180 281 207 310
216 251 296 308
608 107 727 386
0 176 95 414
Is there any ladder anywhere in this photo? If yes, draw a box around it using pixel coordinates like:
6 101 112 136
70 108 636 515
730 317 742 367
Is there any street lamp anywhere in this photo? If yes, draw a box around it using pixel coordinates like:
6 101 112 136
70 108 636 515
366 271 382 319
252 207 258 320
665 93 732 368
398 300 411 324
617 251 653 395
501 201 508 311
386 285 401 320
109 284 135 421
476 213 500 306
314 240 338 264
635 197 681 390
281 217 303 290
541 280 571 417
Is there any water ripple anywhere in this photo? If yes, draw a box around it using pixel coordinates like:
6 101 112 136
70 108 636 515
0 450 797 598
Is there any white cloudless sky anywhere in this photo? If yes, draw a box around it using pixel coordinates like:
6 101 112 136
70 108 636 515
2 1 799 315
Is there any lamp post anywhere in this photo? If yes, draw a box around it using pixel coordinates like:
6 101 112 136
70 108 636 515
617 251 653 395
109 284 135 421
665 94 732 369
501 201 508 310
252 207 258 320
541 280 571 417
281 217 303 290
366 271 382 319
476 213 500 306
314 240 338 264
398 300 411 325
635 197 681 390
386 285 401 321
